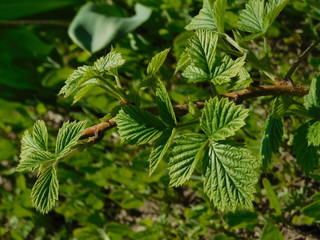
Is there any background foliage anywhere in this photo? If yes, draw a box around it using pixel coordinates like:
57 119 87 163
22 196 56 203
1 0 320 239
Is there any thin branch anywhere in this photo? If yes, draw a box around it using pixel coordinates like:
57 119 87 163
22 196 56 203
80 85 309 141
285 38 320 81
0 20 69 27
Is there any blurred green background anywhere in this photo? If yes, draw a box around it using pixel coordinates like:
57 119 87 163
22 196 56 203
1 0 320 239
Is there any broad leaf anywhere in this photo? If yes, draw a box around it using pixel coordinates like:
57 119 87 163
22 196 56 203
147 48 170 77
68 3 152 53
293 122 320 173
307 121 320 146
229 67 252 91
185 0 226 32
210 54 246 85
31 165 59 214
169 133 208 187
156 80 177 126
238 0 266 34
304 76 320 118
261 116 283 169
17 151 55 172
114 106 166 145
200 97 249 140
55 121 87 158
203 141 259 211
185 0 217 31
149 128 176 175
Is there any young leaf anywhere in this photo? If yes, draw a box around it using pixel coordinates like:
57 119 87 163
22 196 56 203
185 0 226 32
55 121 87 158
228 67 252 91
156 80 177 126
17 151 55 172
265 0 290 27
149 128 176 175
261 116 283 170
31 165 59 214
307 121 320 146
169 133 208 187
147 48 170 77
200 97 249 141
114 106 166 145
293 122 320 173
203 141 259 211
185 0 217 31
93 50 125 74
210 54 246 85
304 76 320 118
32 120 49 151
238 0 267 34
174 51 191 75
59 65 90 98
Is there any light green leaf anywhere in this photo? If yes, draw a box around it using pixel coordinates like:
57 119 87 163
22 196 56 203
156 80 177 126
185 0 217 31
200 97 249 141
183 65 210 83
31 165 59 214
20 120 49 160
272 96 295 117
265 0 290 26
261 116 283 170
169 133 208 187
55 121 87 158
149 128 176 175
114 106 166 145
304 76 320 118
210 54 246 85
174 51 191 75
262 178 282 216
213 0 227 33
147 48 170 77
307 121 320 146
17 151 55 172
238 0 267 34
93 50 125 74
72 81 97 104
203 141 259 211
293 122 320 173
229 67 252 90
59 65 90 98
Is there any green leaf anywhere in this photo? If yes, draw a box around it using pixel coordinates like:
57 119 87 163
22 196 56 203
307 121 320 146
304 76 320 118
200 97 249 141
185 0 217 31
229 67 252 91
265 0 290 27
59 65 90 98
149 128 176 175
156 80 177 126
114 106 166 145
203 141 259 211
55 121 87 158
147 48 170 77
210 54 246 85
293 122 320 173
20 120 49 160
169 133 208 187
260 222 284 240
17 151 55 172
302 201 320 220
261 116 283 170
174 51 191 75
185 0 226 32
238 0 267 34
262 178 282 216
93 50 125 74
68 3 152 53
31 165 59 214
